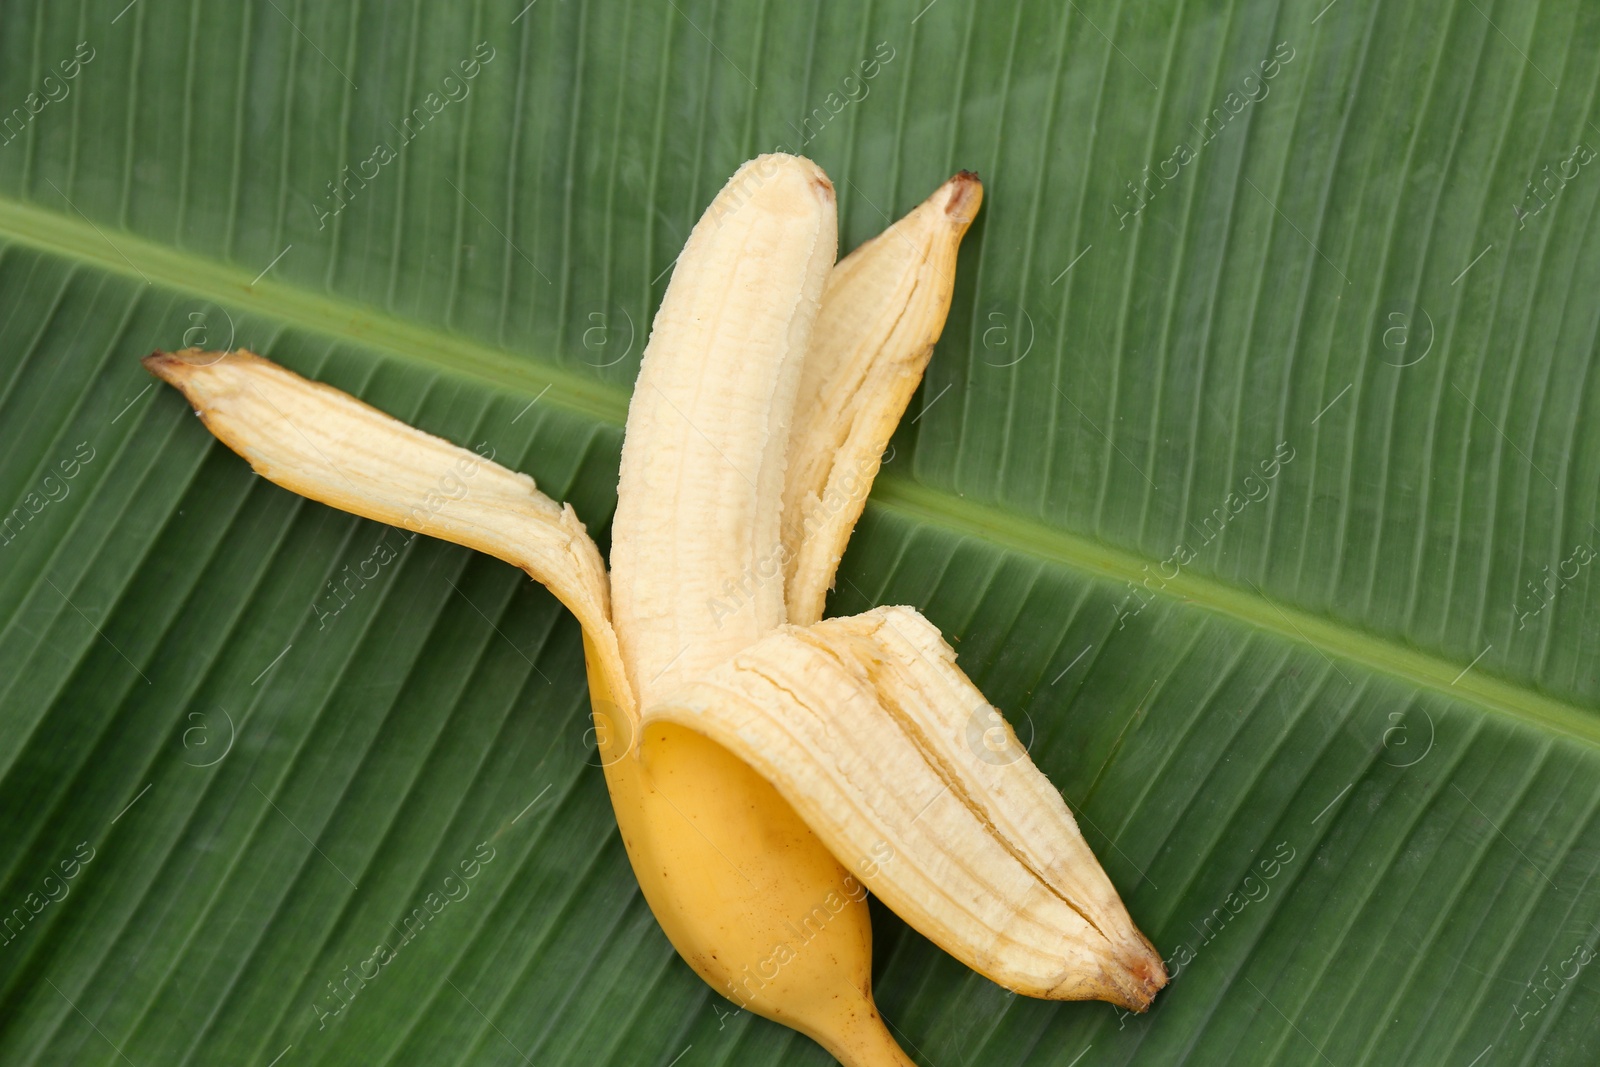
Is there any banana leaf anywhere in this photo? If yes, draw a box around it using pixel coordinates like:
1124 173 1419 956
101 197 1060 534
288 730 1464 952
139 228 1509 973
0 1 1596 1064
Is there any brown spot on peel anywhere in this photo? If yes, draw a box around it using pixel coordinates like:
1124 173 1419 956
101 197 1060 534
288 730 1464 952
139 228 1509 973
942 170 983 226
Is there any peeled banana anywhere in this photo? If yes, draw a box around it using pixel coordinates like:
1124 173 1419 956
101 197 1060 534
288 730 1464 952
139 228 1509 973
144 152 1165 1067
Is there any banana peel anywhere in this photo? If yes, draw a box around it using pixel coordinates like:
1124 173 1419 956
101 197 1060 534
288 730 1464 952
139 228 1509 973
143 153 1164 1067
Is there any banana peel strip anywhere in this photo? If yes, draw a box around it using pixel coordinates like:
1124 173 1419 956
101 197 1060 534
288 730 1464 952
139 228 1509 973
142 349 634 720
644 605 1166 1011
781 174 981 626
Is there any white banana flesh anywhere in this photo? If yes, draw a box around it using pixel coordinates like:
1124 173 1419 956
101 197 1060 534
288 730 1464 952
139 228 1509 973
610 154 837 707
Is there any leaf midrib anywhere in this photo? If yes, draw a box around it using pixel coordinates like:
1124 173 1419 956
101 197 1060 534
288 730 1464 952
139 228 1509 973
4 193 1595 748
0 196 628 426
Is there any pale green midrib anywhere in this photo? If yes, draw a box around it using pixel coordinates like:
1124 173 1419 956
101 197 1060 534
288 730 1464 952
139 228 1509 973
0 195 631 426
2 193 1596 749
872 480 1600 747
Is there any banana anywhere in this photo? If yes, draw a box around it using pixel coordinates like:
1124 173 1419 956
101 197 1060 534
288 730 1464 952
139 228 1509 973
782 172 982 625
143 152 1165 1067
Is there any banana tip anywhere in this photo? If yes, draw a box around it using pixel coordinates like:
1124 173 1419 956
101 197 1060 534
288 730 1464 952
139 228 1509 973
1124 963 1169 1013
943 171 983 224
142 350 184 385
1106 945 1168 1013
739 152 835 204
143 348 250 381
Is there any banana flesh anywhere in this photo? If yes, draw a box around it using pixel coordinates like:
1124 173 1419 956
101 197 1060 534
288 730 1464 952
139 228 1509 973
782 173 982 625
611 154 836 706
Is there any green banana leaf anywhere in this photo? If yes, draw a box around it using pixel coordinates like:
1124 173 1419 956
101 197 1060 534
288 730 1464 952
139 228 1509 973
2 0 1597 1063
